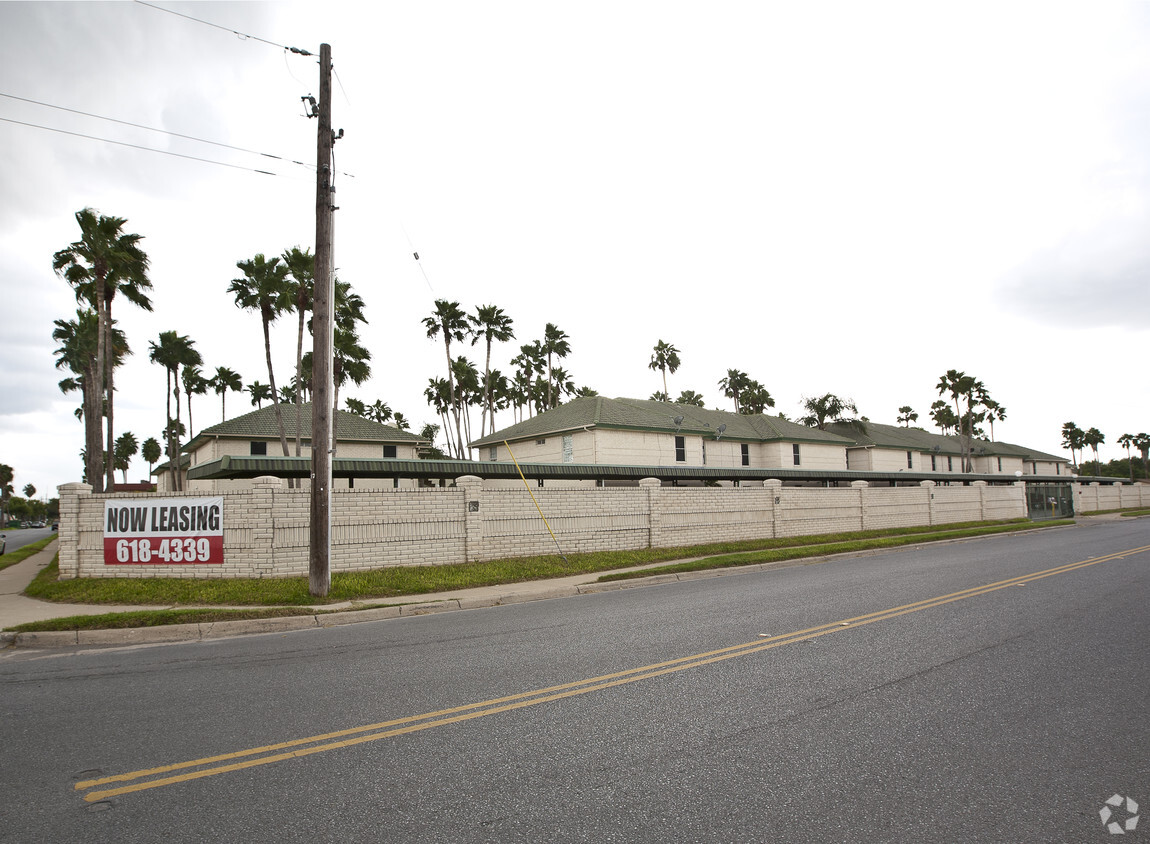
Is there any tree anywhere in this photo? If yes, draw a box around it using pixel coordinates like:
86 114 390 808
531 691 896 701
368 399 393 424
718 369 750 412
282 247 314 458
649 340 681 399
469 304 515 437
1117 433 1136 482
181 365 209 439
650 391 670 402
801 393 865 434
930 400 959 434
982 398 1007 441
1131 433 1150 480
210 366 243 421
149 331 201 491
1061 422 1086 467
424 377 453 455
417 422 448 460
229 253 291 457
0 464 12 523
329 280 370 456
937 370 995 471
510 342 546 421
141 437 162 475
452 356 481 451
392 411 411 432
423 300 470 459
23 484 36 500
113 432 138 484
344 398 368 417
247 380 272 409
1083 427 1105 466
676 390 705 407
897 406 918 427
739 381 775 415
541 323 571 410
53 208 152 493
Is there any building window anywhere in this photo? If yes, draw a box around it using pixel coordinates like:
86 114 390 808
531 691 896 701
348 477 354 489
1055 463 1060 475
250 441 267 456
536 438 546 446
931 455 937 471
907 451 913 469
997 457 1002 471
383 445 397 459
675 435 686 462
489 446 498 461
947 456 953 471
741 443 749 466
793 444 801 466
562 435 574 463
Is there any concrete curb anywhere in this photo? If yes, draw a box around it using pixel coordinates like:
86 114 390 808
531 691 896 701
2 522 1085 650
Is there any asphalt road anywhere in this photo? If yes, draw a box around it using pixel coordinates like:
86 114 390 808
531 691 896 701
0 526 53 555
1 519 1147 843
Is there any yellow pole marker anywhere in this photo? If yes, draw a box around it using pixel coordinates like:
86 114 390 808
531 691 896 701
504 440 567 565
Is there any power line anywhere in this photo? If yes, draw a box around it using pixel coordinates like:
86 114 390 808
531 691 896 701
0 92 312 170
133 1 315 56
0 116 284 177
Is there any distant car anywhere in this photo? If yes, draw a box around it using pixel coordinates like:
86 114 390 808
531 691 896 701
0 534 6 555
51 521 58 532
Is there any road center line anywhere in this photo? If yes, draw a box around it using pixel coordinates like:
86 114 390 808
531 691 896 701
76 543 1150 802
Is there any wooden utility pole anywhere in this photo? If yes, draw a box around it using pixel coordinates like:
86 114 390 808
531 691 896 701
309 43 334 597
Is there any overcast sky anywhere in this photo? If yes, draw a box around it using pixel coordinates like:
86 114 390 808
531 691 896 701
2 1 1148 497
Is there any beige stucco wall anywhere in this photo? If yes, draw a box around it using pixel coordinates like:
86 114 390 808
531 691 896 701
60 476 1132 580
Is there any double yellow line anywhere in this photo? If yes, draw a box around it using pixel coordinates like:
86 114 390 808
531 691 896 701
77 543 1149 803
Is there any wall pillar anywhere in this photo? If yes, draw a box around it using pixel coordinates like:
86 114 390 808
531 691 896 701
639 478 661 549
763 479 782 539
851 480 869 530
55 482 91 580
249 476 282 576
920 480 936 526
457 475 483 562
972 480 988 520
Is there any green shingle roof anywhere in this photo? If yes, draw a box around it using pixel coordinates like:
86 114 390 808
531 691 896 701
826 420 1067 463
184 402 424 453
469 396 855 447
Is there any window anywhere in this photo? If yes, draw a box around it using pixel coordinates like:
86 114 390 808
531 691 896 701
675 435 686 462
997 457 1002 471
383 445 397 459
562 435 574 463
536 438 547 446
489 446 498 461
947 456 953 471
793 444 801 466
931 455 937 471
907 451 913 469
1055 463 1060 475
250 441 267 456
741 443 750 466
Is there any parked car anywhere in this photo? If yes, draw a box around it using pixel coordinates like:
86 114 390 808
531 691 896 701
0 534 6 555
51 521 58 532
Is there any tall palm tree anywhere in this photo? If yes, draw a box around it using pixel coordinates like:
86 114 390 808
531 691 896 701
982 399 1006 441
739 381 774 415
1117 433 1136 481
53 309 128 486
423 300 470 458
897 406 918 427
649 340 681 398
52 209 151 492
511 341 546 421
282 247 314 458
113 432 138 484
1083 427 1105 468
392 411 411 432
149 331 201 491
541 323 571 409
1061 421 1086 467
469 304 515 436
718 369 750 412
247 380 272 409
424 377 454 457
141 437 161 476
211 366 243 421
1133 433 1150 480
451 356 481 452
230 254 291 456
181 365 209 439
676 390 705 407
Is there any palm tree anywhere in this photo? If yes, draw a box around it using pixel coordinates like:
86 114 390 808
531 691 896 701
344 398 368 417
1133 433 1150 480
368 400 392 424
230 254 291 456
23 484 36 499
423 300 470 457
511 342 546 421
541 323 571 409
282 246 314 457
452 356 481 452
469 304 515 436
181 365 209 439
392 412 411 432
211 366 243 421
897 406 918 427
141 437 161 476
649 340 681 398
113 432 138 484
149 331 201 491
53 208 152 493
1083 427 1105 469
982 399 1006 441
247 380 272 409
1061 422 1086 467
718 369 750 412
937 370 992 471
650 391 670 402
1117 433 1136 481
676 390 705 407
739 380 775 415
800 393 865 433
424 377 454 456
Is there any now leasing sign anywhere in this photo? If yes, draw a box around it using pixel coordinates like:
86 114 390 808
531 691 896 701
103 498 224 565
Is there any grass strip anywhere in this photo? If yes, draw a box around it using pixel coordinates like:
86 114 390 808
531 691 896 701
24 519 1038 609
0 535 57 572
596 520 1075 582
8 606 325 633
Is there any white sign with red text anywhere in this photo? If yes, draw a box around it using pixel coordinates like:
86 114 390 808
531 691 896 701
103 498 224 565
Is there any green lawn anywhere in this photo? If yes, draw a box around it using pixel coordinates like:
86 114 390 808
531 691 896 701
0 534 57 572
